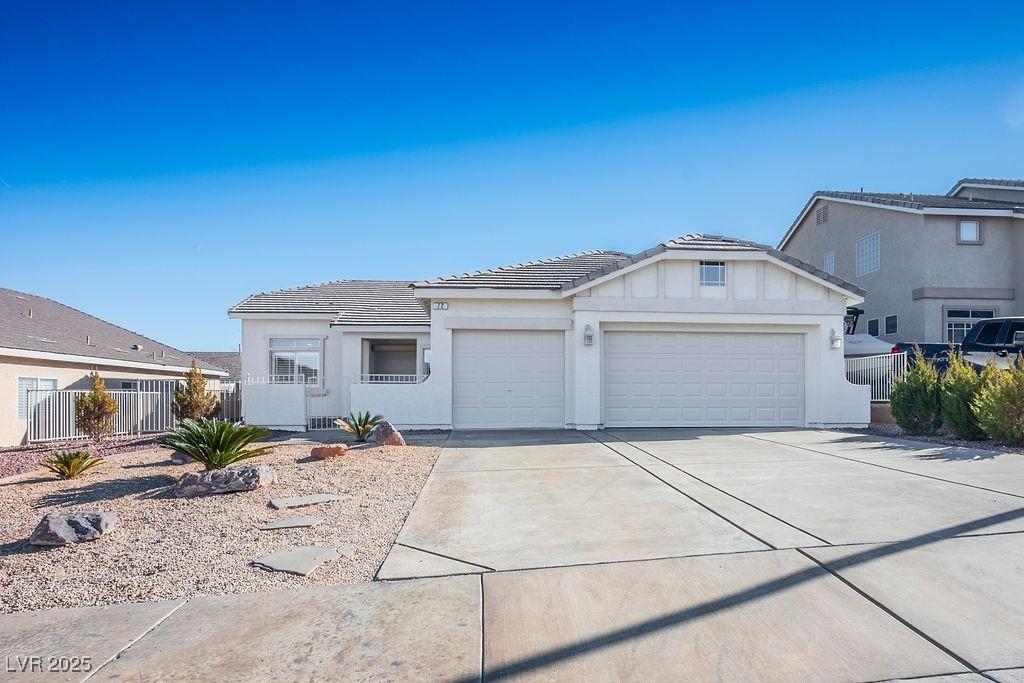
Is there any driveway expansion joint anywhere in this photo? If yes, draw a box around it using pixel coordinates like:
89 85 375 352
595 431 832 547
795 548 988 680
393 542 496 572
81 598 189 682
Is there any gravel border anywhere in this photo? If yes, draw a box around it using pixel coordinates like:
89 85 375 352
0 435 167 481
0 437 444 613
846 424 1024 455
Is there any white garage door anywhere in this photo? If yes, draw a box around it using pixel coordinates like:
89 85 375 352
604 331 805 427
453 330 565 429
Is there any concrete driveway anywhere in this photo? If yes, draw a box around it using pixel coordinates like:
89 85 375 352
6 429 1024 682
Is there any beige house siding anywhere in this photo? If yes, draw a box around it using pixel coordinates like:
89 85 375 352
783 200 1021 344
1 355 219 447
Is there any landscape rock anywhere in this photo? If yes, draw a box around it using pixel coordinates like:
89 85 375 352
170 450 192 465
173 464 276 498
251 546 341 576
268 493 344 510
371 420 407 447
310 444 349 460
259 515 323 531
29 511 119 546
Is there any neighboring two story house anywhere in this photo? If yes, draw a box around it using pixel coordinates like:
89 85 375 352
778 178 1024 345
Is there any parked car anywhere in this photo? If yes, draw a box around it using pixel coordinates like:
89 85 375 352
896 317 1024 370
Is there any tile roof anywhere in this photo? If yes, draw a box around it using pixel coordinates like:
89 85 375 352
562 234 866 297
187 351 241 380
414 251 630 289
0 288 222 372
813 190 1024 211
229 280 430 326
949 177 1024 194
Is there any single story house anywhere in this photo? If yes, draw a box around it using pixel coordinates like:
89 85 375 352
187 351 241 382
1 287 226 446
229 234 870 431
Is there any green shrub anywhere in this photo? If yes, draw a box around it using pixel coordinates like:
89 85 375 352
161 419 271 470
172 361 220 421
973 356 1024 446
41 451 105 479
335 411 382 442
940 349 986 440
74 372 119 442
889 347 943 435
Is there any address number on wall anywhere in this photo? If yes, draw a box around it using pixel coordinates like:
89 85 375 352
432 301 449 310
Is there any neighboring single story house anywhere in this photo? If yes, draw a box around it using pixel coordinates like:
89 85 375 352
187 351 241 382
0 287 226 446
229 234 869 431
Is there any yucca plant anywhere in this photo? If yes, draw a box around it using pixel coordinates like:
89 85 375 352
41 450 105 480
335 411 383 442
161 419 271 470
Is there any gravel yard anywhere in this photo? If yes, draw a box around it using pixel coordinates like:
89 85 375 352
0 435 165 480
0 436 444 613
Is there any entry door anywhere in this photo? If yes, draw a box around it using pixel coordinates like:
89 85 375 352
604 331 805 427
452 330 565 429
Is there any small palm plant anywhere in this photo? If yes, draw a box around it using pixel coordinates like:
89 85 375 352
161 419 271 470
335 411 383 442
41 450 105 480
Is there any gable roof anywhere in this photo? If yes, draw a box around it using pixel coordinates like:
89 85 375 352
413 250 630 289
0 287 223 373
779 188 1024 249
562 234 866 297
187 351 241 379
229 280 430 326
948 178 1024 196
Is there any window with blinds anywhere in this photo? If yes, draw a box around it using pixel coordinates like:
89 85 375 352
17 377 58 420
269 338 321 383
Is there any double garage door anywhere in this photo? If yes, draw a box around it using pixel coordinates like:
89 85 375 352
604 331 805 427
451 330 805 429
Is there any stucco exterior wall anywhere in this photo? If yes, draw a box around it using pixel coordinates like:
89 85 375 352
783 200 1021 343
0 355 215 447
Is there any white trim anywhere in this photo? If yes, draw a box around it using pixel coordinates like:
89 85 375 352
444 317 573 330
561 249 863 303
327 324 430 332
0 346 228 376
411 287 563 300
947 181 1024 197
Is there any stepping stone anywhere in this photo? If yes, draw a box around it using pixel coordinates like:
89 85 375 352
258 516 323 531
268 494 344 510
251 546 340 576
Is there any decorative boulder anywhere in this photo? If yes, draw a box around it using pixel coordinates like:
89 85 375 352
310 444 349 460
173 464 276 498
170 450 192 465
29 511 118 546
370 420 406 447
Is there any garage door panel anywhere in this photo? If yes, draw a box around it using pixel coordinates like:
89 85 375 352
453 330 565 429
604 332 804 427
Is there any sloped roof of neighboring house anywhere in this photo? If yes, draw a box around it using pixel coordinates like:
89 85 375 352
413 250 630 289
948 178 1024 195
229 280 430 326
779 187 1024 249
562 234 866 297
187 351 240 379
0 287 223 373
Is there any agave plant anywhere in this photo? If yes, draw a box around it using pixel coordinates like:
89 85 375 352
335 411 383 442
41 451 105 480
161 419 271 470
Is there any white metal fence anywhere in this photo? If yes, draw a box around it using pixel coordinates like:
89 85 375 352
845 352 908 402
357 373 427 384
26 380 242 443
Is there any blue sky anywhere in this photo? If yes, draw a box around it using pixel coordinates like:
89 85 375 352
2 1 1023 350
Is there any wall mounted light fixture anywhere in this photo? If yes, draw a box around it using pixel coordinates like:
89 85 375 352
583 324 595 346
830 328 843 349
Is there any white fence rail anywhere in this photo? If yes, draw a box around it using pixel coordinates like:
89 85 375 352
845 352 908 402
27 380 242 443
357 374 426 384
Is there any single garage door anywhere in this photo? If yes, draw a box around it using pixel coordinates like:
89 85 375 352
604 331 804 427
453 330 565 429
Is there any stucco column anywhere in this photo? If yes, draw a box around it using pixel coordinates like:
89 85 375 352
572 311 603 429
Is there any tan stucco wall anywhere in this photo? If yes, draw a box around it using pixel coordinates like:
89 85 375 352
783 200 1022 343
0 355 218 447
